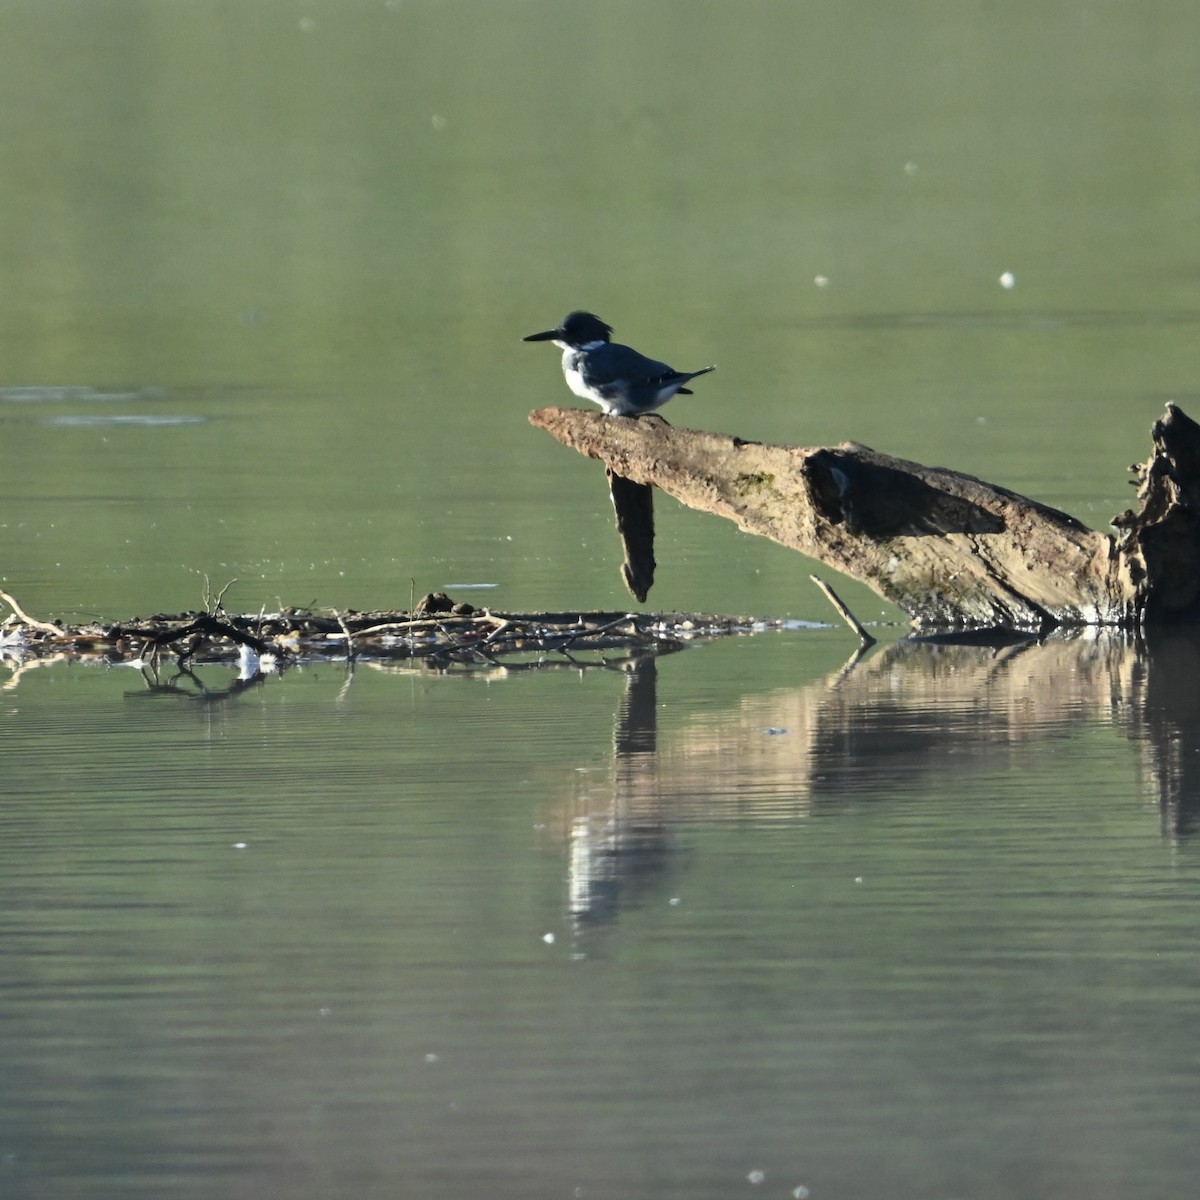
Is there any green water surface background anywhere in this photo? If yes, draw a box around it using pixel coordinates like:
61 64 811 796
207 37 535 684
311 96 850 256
3 4 1200 1199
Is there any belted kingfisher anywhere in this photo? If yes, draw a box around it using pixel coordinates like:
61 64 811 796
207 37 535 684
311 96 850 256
524 311 715 416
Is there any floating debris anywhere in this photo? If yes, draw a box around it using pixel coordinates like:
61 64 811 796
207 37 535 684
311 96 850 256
0 588 787 673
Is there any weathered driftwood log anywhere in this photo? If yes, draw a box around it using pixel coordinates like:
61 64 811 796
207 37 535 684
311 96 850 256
530 402 1200 631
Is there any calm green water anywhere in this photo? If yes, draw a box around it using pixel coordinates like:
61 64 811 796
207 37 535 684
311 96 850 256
4 2 1200 1197
5 630 1200 1200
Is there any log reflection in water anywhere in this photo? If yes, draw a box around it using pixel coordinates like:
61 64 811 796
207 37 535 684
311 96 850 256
559 630 1200 927
1124 628 1200 838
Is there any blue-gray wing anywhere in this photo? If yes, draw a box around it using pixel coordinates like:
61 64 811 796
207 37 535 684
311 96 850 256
579 343 677 394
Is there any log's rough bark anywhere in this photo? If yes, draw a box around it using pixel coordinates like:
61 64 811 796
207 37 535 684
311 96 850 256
530 402 1200 631
1113 403 1200 624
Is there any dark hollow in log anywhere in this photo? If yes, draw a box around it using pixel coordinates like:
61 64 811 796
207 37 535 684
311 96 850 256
530 402 1200 631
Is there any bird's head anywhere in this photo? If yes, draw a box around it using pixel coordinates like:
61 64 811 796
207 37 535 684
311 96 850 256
523 311 613 350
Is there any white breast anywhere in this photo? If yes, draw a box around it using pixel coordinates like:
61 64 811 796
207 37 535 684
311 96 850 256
560 348 623 412
562 353 595 402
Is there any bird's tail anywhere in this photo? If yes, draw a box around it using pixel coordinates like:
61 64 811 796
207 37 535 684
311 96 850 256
676 365 715 394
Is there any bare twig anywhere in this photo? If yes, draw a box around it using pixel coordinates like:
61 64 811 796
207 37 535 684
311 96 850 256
0 590 61 636
200 574 239 614
557 614 636 650
212 578 238 615
481 619 515 644
330 608 355 663
810 574 876 648
350 614 502 639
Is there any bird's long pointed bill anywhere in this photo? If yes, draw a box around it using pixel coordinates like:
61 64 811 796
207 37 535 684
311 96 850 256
522 329 559 342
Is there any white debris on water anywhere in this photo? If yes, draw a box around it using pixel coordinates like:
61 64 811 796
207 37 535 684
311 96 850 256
237 644 278 680
999 270 1017 289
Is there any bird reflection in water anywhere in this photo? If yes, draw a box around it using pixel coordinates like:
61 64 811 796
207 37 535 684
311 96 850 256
569 654 679 924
